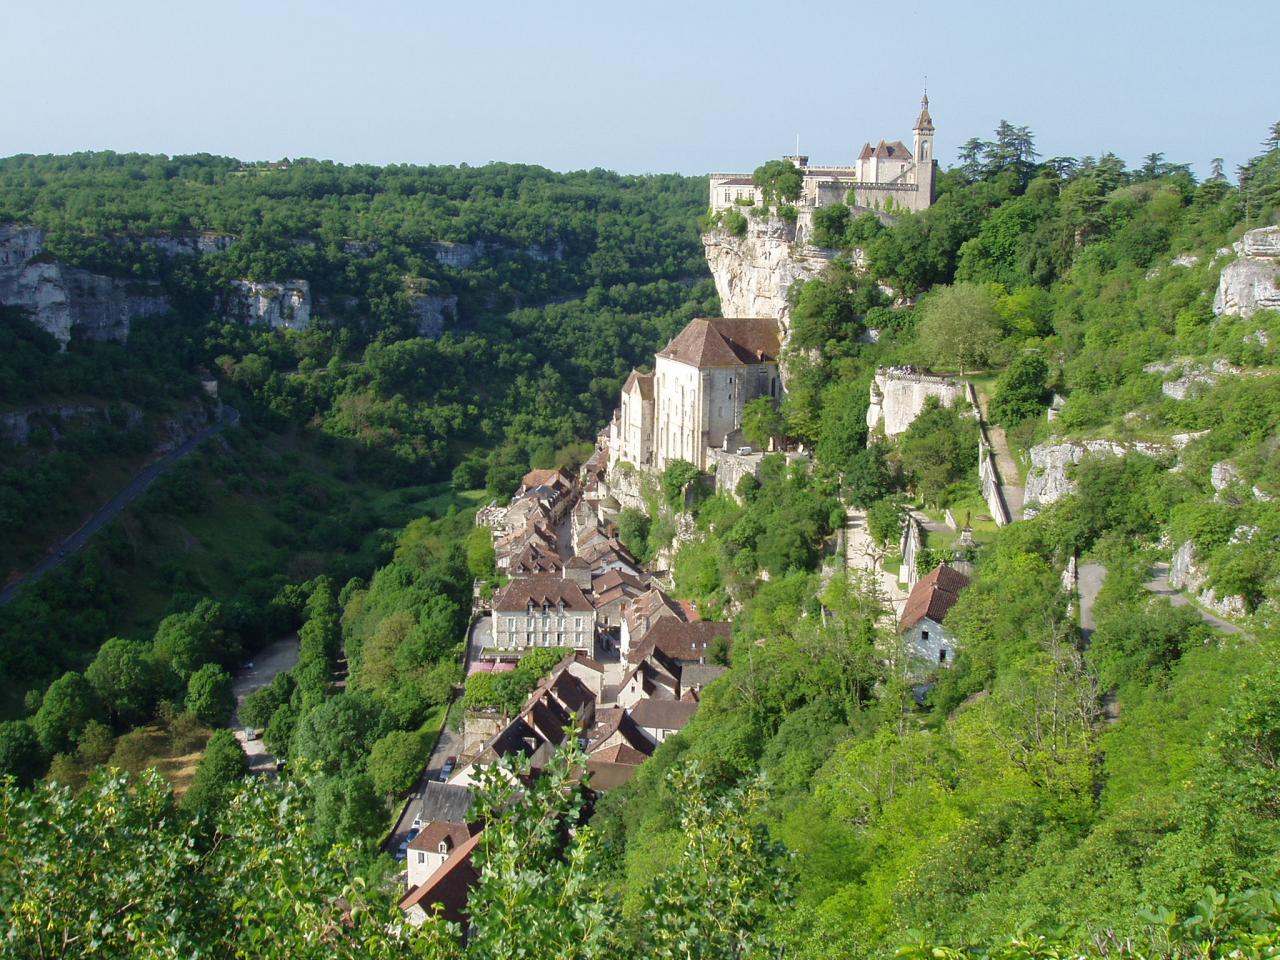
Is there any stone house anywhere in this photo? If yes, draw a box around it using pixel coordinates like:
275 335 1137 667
619 585 687 658
631 618 731 666
405 782 475 889
399 831 482 927
628 698 699 745
491 577 597 656
898 563 970 670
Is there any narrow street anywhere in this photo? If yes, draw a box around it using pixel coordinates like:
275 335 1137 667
229 632 300 774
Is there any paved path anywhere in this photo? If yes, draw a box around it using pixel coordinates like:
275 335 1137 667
844 508 908 622
230 632 300 775
1077 561 1106 645
973 390 1025 521
0 405 240 607
385 616 475 855
1144 562 1247 636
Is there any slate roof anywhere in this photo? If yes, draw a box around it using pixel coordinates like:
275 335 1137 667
680 663 728 690
416 781 474 825
858 140 913 161
657 318 781 369
915 94 934 132
629 698 699 732
899 563 971 631
493 577 594 613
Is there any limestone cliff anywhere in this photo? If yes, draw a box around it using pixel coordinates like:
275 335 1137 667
1214 225 1280 318
226 280 311 330
0 224 170 346
138 232 236 258
702 218 838 343
1023 439 1170 514
406 294 458 338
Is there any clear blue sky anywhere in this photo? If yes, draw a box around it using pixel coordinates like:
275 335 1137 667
4 0 1277 179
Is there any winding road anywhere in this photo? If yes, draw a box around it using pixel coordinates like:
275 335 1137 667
0 405 240 607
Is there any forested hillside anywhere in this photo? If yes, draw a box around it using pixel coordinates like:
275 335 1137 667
4 122 1280 960
590 124 1280 957
0 156 710 734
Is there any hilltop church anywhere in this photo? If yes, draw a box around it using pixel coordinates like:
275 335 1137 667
608 317 781 473
709 95 937 215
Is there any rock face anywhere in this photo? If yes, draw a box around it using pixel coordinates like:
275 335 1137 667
407 294 458 338
0 223 170 346
0 401 143 446
1144 358 1244 400
1168 540 1248 619
1214 226 1280 319
1023 439 1169 514
138 232 236 258
431 241 487 269
866 368 966 438
702 219 837 344
227 280 311 330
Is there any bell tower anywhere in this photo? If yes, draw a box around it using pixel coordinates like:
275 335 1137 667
912 93 937 208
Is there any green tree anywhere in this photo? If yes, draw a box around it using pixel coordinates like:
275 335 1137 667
186 663 236 726
312 772 385 849
290 691 385 775
661 459 700 509
752 159 803 204
989 352 1049 426
0 720 44 786
32 671 98 754
638 764 792 959
617 507 653 564
86 637 166 725
741 396 784 449
184 728 248 812
914 283 1003 375
368 728 427 799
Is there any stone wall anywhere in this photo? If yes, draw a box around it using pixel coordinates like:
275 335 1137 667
865 368 966 438
1214 225 1280 319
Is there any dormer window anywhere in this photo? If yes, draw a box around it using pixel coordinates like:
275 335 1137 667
439 840 449 853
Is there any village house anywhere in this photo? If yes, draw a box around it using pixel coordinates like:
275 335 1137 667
898 563 971 670
629 698 700 745
399 831 483 927
491 577 597 657
405 782 475 889
619 585 687 658
631 618 731 666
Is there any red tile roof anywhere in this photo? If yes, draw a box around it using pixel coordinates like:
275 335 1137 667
631 618 730 664
623 369 654 401
399 830 484 924
408 821 471 854
899 564 970 632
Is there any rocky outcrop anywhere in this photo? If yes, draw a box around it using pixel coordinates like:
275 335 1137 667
226 280 311 330
1168 539 1248 619
702 219 838 343
1144 358 1245 399
407 294 458 338
138 232 236 258
1214 225 1280 319
0 401 143 446
0 223 170 346
1023 439 1170 514
866 368 967 438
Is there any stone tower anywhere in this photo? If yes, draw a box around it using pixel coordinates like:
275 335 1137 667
912 94 937 206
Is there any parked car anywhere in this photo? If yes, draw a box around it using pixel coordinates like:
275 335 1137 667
411 816 423 830
396 839 409 861
406 827 421 842
438 756 457 781
242 727 259 741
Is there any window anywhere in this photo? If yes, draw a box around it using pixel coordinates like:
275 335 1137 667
939 648 947 663
921 630 929 642
417 852 425 864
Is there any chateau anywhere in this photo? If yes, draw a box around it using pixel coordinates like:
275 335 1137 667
709 95 937 216
608 317 782 472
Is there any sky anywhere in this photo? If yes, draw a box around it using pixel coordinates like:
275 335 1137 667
3 0 1278 179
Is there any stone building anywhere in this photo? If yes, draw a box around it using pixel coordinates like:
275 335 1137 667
610 317 782 473
491 577 597 656
898 563 970 671
708 95 938 216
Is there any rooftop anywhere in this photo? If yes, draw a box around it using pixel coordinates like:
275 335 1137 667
657 318 781 369
899 563 971 631
493 576 594 613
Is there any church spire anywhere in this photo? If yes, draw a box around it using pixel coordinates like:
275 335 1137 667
914 91 934 133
